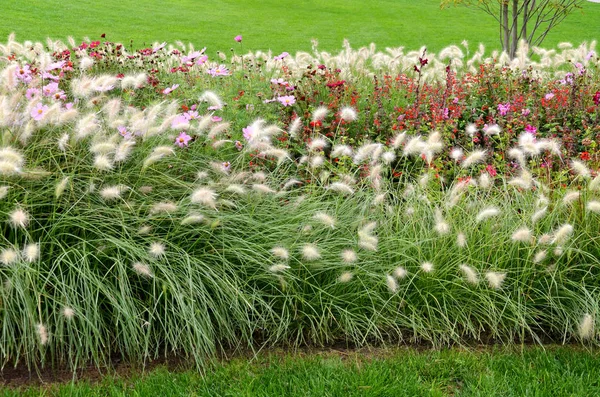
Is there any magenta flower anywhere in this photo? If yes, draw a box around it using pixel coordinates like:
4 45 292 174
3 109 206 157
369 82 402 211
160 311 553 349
162 84 179 95
525 124 537 135
175 132 192 147
30 103 49 121
207 65 230 77
486 164 497 177
234 35 243 43
497 102 510 116
152 42 167 53
277 95 296 107
52 90 67 101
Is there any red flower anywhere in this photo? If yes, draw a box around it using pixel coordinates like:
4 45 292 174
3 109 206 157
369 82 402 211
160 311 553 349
580 151 591 161
593 91 600 106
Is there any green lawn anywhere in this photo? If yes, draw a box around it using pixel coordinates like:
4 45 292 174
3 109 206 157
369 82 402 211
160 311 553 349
3 346 600 396
1 0 599 54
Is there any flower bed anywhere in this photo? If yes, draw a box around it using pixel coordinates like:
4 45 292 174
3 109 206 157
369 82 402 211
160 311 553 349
0 36 599 369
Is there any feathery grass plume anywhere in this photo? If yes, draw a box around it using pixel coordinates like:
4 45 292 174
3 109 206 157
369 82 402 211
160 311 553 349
554 246 564 256
57 133 70 152
465 123 478 136
381 151 396 164
475 207 501 222
100 185 124 201
579 314 595 339
54 176 70 199
191 187 218 208
269 264 290 273
386 274 398 293
0 247 18 265
36 323 49 345
538 234 553 245
536 139 561 156
338 272 354 283
326 182 354 195
302 244 321 261
181 214 204 225
199 90 223 109
511 227 533 243
114 140 136 162
208 122 230 139
271 246 289 261
533 250 547 264
341 249 357 263
139 186 153 194
588 201 600 213
301 224 312 234
402 136 425 156
507 147 526 167
478 173 492 189
313 212 336 228
309 156 324 169
373 193 385 206
508 169 534 189
0 147 24 176
75 113 99 140
307 137 327 152
590 175 600 191
461 150 487 168
421 262 434 273
571 159 591 178
142 146 175 169
483 124 501 136
331 144 353 158
391 132 406 149
90 142 116 155
132 262 153 277
485 271 506 289
252 184 276 194
450 147 464 162
532 207 548 223
552 224 573 245
62 306 75 320
93 155 113 171
358 221 378 251
457 232 467 248
312 106 328 122
434 208 450 235
149 242 166 258
339 106 357 122
22 243 39 263
150 201 178 214
562 191 580 205
0 186 9 199
393 266 407 279
422 131 444 163
288 117 303 139
518 132 540 156
262 148 290 165
225 184 247 195
282 179 302 190
8 207 29 229
459 264 479 285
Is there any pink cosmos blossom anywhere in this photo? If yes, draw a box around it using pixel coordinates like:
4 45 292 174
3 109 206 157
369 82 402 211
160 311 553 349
234 35 242 42
544 93 555 100
30 103 49 121
211 116 222 122
52 90 67 101
273 52 289 61
242 126 254 141
207 105 222 110
497 102 510 116
586 51 596 61
277 95 296 107
521 108 530 116
207 65 230 77
171 114 190 128
184 110 199 120
175 132 192 147
15 64 32 83
222 161 231 172
42 82 59 97
42 72 60 81
181 50 205 63
118 126 132 139
46 61 65 71
235 140 243 151
26 88 40 100
162 84 179 95
65 102 74 110
196 55 208 65
152 42 167 53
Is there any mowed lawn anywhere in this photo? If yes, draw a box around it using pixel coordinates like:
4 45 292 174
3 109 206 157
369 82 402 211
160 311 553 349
1 0 599 54
3 346 600 396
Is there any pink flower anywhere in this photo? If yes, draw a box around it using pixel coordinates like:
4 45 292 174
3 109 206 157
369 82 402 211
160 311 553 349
242 126 254 141
235 140 243 151
52 90 67 101
211 116 222 122
521 108 530 116
234 35 242 43
152 42 167 53
15 64 32 83
222 161 231 172
26 88 40 100
181 50 205 63
171 114 190 128
30 103 49 121
196 55 208 65
497 102 510 116
175 132 192 147
42 82 59 97
46 61 65 71
118 126 132 139
184 110 199 120
207 65 230 77
544 93 555 100
273 52 289 61
525 124 537 135
486 164 497 177
207 105 222 110
163 84 179 95
277 95 296 107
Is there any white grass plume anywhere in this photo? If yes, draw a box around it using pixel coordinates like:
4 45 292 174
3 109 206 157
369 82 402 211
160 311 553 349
485 271 506 289
271 246 289 261
511 227 533 243
341 249 357 263
302 244 321 261
462 150 487 168
476 207 501 222
579 314 595 339
313 212 336 228
191 187 218 208
459 264 479 285
386 274 398 293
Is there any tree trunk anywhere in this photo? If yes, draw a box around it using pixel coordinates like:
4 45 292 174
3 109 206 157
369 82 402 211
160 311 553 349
510 0 518 57
502 1 510 54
